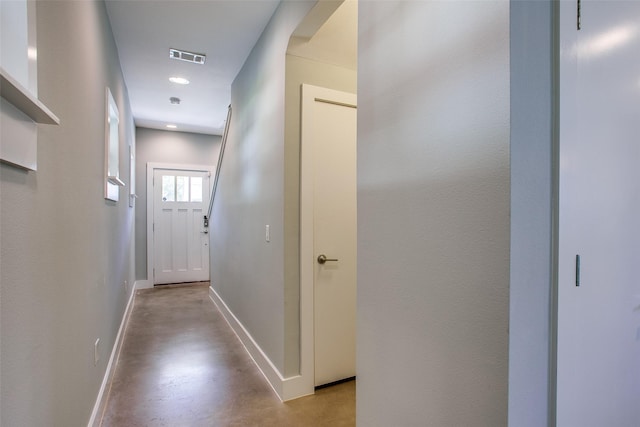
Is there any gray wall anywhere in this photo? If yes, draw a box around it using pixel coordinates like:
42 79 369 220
0 1 135 425
209 0 315 378
134 127 221 281
509 1 555 425
356 1 510 426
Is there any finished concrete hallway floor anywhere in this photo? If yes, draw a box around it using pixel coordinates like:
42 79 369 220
100 282 355 426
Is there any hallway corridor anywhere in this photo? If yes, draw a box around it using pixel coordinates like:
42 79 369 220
100 283 355 426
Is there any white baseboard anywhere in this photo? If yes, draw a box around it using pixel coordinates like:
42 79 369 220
87 282 137 426
282 372 314 402
208 286 314 401
134 279 152 289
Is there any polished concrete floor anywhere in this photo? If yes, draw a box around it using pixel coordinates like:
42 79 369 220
100 282 355 426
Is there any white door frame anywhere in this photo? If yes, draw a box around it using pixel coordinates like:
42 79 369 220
146 162 214 288
296 84 357 397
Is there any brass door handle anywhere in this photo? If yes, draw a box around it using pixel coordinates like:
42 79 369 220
317 254 338 264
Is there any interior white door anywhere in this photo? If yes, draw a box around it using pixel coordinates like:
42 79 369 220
308 87 357 387
557 1 640 425
153 169 210 285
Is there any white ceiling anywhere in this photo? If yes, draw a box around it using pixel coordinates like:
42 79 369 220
105 0 281 136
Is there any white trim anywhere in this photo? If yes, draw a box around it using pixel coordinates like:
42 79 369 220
208 286 314 402
299 84 317 395
146 162 214 286
282 371 314 402
134 279 152 290
300 84 357 393
87 282 137 427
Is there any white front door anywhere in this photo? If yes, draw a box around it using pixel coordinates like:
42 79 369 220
303 85 357 387
152 168 210 285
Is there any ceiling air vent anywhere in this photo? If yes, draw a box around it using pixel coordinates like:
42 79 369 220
169 48 206 65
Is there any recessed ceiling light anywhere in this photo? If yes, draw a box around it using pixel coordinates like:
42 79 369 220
169 76 189 85
166 124 177 129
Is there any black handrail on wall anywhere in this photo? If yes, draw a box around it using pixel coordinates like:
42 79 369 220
206 104 232 223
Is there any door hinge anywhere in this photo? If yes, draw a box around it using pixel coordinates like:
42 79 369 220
153 268 155 278
153 223 155 232
577 0 581 30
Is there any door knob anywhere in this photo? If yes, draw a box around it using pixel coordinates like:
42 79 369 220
317 254 338 264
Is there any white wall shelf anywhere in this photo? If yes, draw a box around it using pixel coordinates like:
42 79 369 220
1 66 59 125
